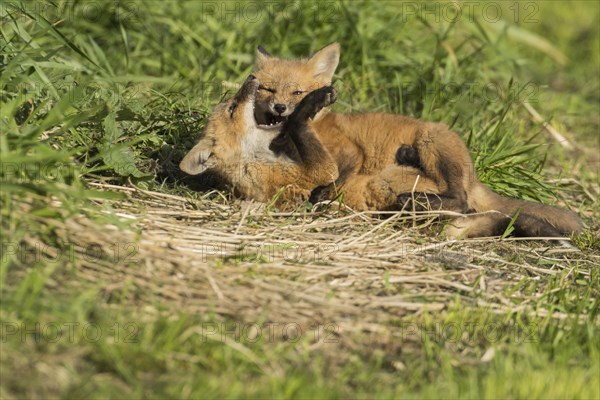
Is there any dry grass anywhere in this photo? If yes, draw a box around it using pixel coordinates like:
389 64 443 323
4 182 598 397
2 1 598 396
12 183 598 349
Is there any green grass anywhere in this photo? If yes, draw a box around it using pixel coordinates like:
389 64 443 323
1 1 599 398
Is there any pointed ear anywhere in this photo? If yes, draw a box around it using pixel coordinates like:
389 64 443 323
308 42 340 81
179 140 217 175
256 45 271 69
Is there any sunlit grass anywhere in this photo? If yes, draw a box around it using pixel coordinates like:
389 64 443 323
1 1 598 398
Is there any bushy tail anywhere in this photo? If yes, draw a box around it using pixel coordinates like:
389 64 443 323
446 183 584 238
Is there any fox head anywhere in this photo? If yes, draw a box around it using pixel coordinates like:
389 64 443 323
180 75 283 186
181 75 265 175
253 42 340 128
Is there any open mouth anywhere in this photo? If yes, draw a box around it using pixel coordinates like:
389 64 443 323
254 109 287 130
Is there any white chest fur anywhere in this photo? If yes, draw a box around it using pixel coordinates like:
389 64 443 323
240 127 289 163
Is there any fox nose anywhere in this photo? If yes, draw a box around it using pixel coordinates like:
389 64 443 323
274 104 286 114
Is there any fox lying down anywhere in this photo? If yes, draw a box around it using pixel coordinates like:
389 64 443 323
179 74 583 238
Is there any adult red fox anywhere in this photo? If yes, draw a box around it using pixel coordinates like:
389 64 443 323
180 73 584 238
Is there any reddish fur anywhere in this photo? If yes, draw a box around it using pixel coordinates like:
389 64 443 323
180 44 584 238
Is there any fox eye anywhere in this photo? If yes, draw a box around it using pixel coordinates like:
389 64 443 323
291 90 303 96
259 85 275 93
228 102 237 117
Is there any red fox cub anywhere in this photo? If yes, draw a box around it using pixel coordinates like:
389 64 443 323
180 75 340 205
180 74 583 238
180 75 438 209
180 76 581 237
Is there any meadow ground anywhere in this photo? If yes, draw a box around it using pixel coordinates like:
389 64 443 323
1 1 599 398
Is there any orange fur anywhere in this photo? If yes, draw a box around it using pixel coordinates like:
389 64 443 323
180 44 584 239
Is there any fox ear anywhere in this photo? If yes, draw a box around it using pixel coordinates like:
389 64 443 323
308 42 340 81
256 45 271 68
179 140 216 175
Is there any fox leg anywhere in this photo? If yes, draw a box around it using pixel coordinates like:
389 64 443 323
230 87 339 207
394 123 475 213
390 148 471 211
395 145 421 169
394 142 470 212
392 192 466 213
446 212 572 238
269 86 339 188
398 126 584 237
311 165 441 211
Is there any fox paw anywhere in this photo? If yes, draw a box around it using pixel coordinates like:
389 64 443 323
295 86 337 120
395 145 421 169
309 183 336 204
396 192 442 211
